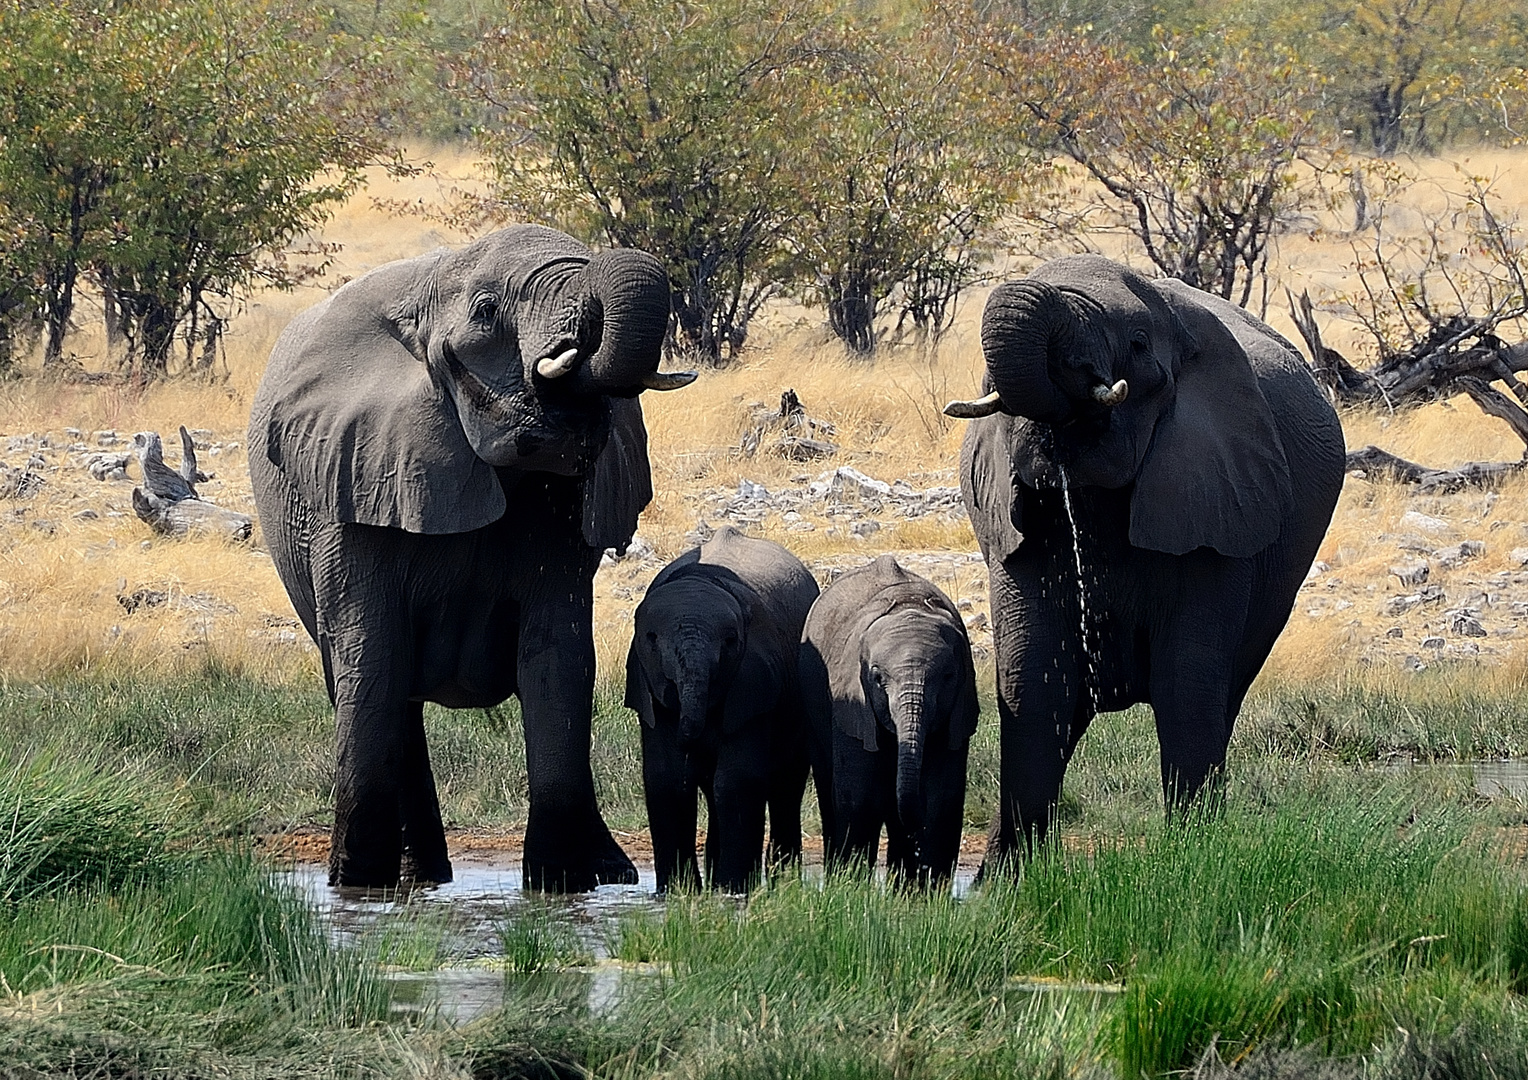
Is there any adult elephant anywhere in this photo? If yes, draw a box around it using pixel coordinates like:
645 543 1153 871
945 255 1344 868
249 224 694 891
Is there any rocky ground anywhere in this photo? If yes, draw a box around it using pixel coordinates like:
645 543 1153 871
3 418 1528 679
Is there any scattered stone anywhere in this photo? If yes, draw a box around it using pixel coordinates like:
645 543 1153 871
5 435 33 453
1390 534 1436 554
850 520 882 539
1447 609 1488 637
965 612 988 632
1382 584 1446 617
0 466 45 499
118 588 168 613
1422 636 1446 649
85 451 131 481
1305 561 1331 581
95 430 120 446
73 508 99 520
1399 510 1451 534
1434 540 1485 568
1390 560 1429 587
30 519 54 535
1512 547 1528 568
1386 626 1404 638
1404 655 1427 671
64 428 81 439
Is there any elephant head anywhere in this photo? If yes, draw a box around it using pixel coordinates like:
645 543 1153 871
947 255 1291 558
822 557 979 833
258 224 692 545
626 573 770 745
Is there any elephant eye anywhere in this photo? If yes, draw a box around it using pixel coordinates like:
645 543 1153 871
1130 332 1150 354
471 294 499 322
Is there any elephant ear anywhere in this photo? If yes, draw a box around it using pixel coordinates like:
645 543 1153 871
258 260 505 535
582 396 653 554
948 624 981 746
1129 285 1291 558
624 637 658 729
959 409 1023 565
723 647 783 736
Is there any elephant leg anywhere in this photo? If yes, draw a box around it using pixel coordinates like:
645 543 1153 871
884 813 918 884
765 733 808 879
641 717 699 893
986 555 1086 872
710 732 769 893
830 741 883 872
919 739 970 887
1149 559 1247 812
517 588 637 892
328 642 412 888
399 700 452 885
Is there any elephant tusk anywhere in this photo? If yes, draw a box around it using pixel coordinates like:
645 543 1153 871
641 369 699 391
943 390 1004 419
535 348 581 379
1091 379 1129 406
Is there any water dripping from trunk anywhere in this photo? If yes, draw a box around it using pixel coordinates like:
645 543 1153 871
1058 470 1101 719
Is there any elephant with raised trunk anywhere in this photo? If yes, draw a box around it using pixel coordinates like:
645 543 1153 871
625 527 819 893
249 224 696 891
945 255 1343 869
800 555 979 885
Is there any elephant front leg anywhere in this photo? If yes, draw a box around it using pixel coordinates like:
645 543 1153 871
765 730 808 879
710 732 769 893
399 700 451 885
828 741 883 872
986 556 1090 871
641 718 699 893
328 649 413 888
918 740 969 887
517 594 637 892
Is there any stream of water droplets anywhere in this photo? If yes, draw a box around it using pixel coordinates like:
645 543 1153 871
1058 471 1101 720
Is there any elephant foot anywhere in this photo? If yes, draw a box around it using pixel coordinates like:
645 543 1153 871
523 816 637 892
400 850 453 886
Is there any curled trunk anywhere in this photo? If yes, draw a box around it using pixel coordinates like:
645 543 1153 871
576 249 672 395
981 280 1078 423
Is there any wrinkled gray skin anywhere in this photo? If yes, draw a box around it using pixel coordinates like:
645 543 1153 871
625 527 819 893
250 224 686 891
800 555 979 886
952 255 1344 870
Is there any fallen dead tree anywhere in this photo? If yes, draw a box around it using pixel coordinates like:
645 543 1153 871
1288 290 1528 492
131 426 253 540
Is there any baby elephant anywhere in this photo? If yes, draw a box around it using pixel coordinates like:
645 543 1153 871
800 555 979 885
625 526 819 893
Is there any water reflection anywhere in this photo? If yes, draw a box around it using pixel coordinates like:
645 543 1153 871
278 863 663 1025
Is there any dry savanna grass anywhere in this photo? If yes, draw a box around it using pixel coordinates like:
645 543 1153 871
4 146 1528 689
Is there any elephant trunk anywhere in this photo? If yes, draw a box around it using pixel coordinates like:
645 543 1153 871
980 280 1083 423
574 249 674 396
677 678 710 746
893 681 928 833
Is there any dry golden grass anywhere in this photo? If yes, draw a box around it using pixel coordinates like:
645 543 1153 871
3 145 1528 687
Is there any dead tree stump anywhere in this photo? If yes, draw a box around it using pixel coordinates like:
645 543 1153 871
131 426 253 541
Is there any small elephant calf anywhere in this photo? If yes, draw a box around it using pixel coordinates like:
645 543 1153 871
800 555 979 885
625 526 819 892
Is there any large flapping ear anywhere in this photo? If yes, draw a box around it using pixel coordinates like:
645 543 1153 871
1129 283 1292 558
959 409 1023 566
624 637 657 729
256 259 505 534
723 646 783 736
582 396 653 553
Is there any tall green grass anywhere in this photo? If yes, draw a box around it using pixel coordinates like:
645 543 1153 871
548 779 1528 1079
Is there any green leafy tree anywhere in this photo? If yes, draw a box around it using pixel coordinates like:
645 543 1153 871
472 0 829 363
0 2 120 369
783 14 1016 354
0 0 401 376
977 24 1331 308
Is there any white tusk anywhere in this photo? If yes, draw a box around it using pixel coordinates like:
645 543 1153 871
535 348 580 379
943 390 1004 419
1091 379 1128 406
641 369 698 391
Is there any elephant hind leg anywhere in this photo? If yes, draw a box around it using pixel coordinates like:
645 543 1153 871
765 740 808 880
400 700 452 885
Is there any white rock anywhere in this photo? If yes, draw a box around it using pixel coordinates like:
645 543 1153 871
1399 510 1451 534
